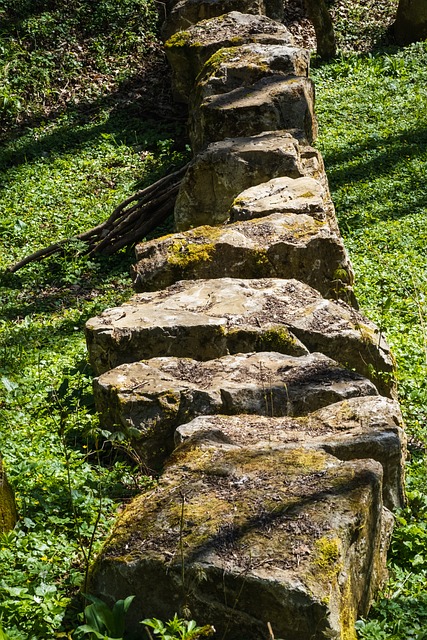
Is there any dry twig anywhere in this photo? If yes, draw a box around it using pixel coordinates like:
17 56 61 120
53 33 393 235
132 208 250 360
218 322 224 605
7 163 189 273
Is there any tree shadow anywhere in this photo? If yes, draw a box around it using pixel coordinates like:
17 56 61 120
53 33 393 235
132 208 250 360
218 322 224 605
0 63 188 177
321 124 427 230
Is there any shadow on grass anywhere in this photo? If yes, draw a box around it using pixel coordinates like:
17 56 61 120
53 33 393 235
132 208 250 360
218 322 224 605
0 67 188 177
321 125 427 230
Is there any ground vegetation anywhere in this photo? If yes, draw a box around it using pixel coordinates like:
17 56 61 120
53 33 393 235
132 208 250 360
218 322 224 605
0 0 426 638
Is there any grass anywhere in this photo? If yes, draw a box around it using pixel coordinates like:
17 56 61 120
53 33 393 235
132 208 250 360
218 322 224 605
311 41 427 639
1 0 427 638
0 1 188 638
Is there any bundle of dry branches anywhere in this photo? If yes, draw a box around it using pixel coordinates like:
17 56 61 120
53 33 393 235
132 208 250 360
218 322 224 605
7 163 189 273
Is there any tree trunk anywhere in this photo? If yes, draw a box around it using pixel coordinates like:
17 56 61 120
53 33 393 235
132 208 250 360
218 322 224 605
392 0 427 45
304 0 336 60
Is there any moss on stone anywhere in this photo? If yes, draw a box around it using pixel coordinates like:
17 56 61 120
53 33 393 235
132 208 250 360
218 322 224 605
165 30 191 48
314 536 341 575
167 241 216 269
256 327 301 353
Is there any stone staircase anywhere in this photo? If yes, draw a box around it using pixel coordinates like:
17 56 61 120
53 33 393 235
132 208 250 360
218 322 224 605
85 6 406 640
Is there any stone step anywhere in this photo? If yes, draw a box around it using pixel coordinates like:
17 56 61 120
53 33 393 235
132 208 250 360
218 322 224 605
175 395 406 510
174 131 337 231
131 210 354 302
89 438 392 640
165 12 294 102
190 75 317 152
93 350 378 467
85 277 393 396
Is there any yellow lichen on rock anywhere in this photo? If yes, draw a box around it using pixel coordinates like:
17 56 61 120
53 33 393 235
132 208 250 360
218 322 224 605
0 459 17 532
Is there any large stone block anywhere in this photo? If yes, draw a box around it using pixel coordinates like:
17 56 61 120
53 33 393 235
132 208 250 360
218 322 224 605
174 131 335 230
132 211 355 302
193 44 310 104
190 75 317 152
162 0 286 40
164 12 294 102
89 442 392 640
175 395 407 510
86 278 394 395
93 351 378 467
162 0 264 42
393 0 427 45
229 176 326 221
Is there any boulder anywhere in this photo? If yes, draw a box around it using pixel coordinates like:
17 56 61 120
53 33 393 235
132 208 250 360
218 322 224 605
193 44 310 103
175 394 407 510
93 351 378 467
164 12 294 102
85 278 394 395
131 212 355 302
162 0 264 42
190 75 316 152
0 458 17 532
392 0 427 45
89 442 392 640
163 0 286 39
174 131 336 230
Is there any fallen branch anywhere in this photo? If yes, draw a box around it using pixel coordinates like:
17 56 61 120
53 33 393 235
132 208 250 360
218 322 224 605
7 163 189 273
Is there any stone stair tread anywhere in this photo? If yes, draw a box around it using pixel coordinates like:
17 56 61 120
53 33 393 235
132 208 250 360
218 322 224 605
86 277 393 396
89 441 392 640
175 395 406 510
93 350 378 467
132 211 354 301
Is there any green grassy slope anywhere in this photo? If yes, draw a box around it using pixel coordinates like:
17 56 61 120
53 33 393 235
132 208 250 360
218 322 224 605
312 43 427 639
0 1 187 637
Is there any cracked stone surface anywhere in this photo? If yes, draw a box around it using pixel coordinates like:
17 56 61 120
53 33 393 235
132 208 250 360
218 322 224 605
165 12 294 102
86 277 394 396
193 44 310 104
190 75 317 152
132 211 354 302
175 395 407 510
93 350 378 467
174 131 338 231
89 441 392 640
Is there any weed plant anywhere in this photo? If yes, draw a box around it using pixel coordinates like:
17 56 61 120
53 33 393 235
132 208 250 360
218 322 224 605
312 41 427 639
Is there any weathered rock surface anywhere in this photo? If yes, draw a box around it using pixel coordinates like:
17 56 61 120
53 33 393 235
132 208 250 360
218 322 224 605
162 0 286 40
0 459 18 532
175 395 407 510
193 44 310 103
86 277 393 394
229 176 326 221
165 12 294 102
174 132 337 231
84 6 405 634
93 350 378 467
89 441 392 640
132 212 354 301
162 0 264 42
190 75 317 152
